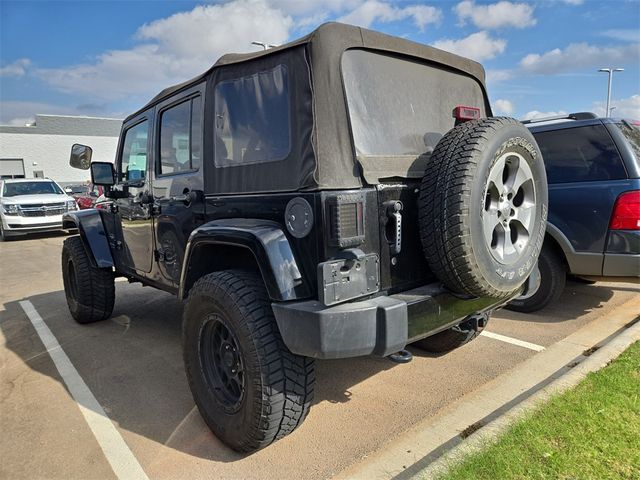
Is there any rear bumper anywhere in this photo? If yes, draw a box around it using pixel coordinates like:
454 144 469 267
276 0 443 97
272 284 515 359
602 253 640 277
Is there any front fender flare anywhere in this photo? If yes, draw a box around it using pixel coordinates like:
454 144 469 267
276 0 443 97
62 210 114 268
179 219 310 302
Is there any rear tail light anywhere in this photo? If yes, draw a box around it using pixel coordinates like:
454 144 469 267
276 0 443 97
609 190 640 230
327 194 365 248
454 105 481 122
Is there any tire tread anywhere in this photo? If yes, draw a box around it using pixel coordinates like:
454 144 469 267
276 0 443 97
419 117 535 298
62 236 115 323
184 270 314 452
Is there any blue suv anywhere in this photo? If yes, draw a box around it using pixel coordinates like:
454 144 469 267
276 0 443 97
508 113 640 312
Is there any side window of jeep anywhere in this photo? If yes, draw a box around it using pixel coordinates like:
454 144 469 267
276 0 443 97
158 96 202 175
119 120 149 182
214 64 290 167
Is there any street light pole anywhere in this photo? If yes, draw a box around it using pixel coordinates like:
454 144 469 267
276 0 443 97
251 41 279 50
598 68 624 117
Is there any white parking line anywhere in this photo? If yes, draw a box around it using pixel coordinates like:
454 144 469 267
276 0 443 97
480 330 546 352
19 300 149 480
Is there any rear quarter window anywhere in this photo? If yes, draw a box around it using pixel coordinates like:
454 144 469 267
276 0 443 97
533 125 627 184
213 64 290 168
616 121 640 161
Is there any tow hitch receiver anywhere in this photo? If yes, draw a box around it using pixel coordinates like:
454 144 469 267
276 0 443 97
388 349 413 364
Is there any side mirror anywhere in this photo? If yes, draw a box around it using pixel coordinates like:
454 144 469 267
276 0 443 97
70 144 93 170
90 162 115 186
65 187 73 194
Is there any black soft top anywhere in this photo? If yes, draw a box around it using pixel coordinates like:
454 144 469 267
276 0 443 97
129 22 488 121
127 23 491 192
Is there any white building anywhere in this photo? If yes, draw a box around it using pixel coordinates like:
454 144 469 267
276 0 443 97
0 114 122 185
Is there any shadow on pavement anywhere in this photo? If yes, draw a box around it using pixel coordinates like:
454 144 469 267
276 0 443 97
500 278 627 323
0 284 396 463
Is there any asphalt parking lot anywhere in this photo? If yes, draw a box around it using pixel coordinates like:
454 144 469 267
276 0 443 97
1 233 639 480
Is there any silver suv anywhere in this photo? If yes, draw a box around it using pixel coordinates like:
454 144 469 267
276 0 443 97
0 178 78 240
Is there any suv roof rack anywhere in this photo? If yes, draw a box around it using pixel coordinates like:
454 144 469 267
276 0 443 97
521 112 598 125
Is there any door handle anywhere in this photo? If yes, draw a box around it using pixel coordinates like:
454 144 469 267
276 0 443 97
385 201 403 255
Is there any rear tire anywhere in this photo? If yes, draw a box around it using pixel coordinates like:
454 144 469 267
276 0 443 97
62 236 115 323
506 245 566 313
413 313 489 353
182 270 315 452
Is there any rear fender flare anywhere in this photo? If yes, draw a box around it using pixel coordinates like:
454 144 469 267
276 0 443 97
179 219 310 302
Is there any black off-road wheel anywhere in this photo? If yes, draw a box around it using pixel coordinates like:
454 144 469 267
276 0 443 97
412 313 489 353
419 117 548 299
183 270 315 453
506 245 566 313
61 236 115 323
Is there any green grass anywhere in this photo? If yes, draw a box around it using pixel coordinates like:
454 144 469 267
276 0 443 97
437 341 640 480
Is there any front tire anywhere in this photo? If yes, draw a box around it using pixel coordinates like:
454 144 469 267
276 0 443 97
0 223 13 241
506 245 566 313
183 270 315 452
62 236 115 323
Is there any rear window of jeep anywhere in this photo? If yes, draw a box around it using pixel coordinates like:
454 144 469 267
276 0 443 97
342 49 487 158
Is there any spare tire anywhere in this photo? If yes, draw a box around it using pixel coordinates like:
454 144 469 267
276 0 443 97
419 117 547 299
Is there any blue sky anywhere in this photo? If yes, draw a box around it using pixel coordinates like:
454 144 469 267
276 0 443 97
1 0 639 125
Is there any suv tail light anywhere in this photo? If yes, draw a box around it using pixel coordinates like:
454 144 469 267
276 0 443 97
609 190 640 230
454 105 481 122
327 194 365 248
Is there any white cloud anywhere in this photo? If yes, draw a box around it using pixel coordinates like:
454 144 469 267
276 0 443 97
521 110 568 121
486 69 514 83
520 42 640 74
0 58 31 77
592 95 640 118
270 0 361 17
432 31 506 62
36 0 293 101
601 29 640 43
494 99 515 114
561 0 583 5
454 1 536 30
337 1 441 31
136 1 291 57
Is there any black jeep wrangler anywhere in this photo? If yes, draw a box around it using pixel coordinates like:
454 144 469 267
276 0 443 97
62 23 547 452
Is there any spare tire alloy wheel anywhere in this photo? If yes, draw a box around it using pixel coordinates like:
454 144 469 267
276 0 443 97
483 150 536 267
419 117 548 299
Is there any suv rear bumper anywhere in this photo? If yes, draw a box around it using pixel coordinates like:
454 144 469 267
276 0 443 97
272 284 515 359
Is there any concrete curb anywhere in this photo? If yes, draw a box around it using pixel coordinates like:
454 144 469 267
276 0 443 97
333 296 640 480
416 315 640 480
